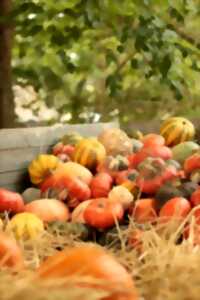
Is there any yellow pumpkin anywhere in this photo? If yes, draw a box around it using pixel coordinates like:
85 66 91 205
28 154 60 185
7 212 44 240
73 138 106 170
98 128 132 156
160 117 195 147
55 162 93 185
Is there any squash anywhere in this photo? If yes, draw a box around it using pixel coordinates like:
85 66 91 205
25 199 70 223
98 128 133 156
97 155 129 177
73 138 106 170
108 186 133 209
160 117 195 147
37 243 138 300
172 141 199 164
90 173 113 198
0 233 24 269
84 198 124 229
7 212 44 240
55 162 93 185
28 154 60 185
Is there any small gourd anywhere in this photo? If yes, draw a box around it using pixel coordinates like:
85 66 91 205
28 154 60 185
73 138 106 170
7 212 44 240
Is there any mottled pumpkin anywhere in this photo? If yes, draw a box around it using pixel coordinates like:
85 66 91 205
160 117 195 147
28 154 60 185
73 138 106 170
98 128 133 156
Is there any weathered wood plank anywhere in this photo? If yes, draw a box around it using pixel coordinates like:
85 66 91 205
0 147 50 173
0 122 119 150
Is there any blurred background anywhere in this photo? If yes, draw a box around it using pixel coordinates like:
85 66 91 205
1 0 200 131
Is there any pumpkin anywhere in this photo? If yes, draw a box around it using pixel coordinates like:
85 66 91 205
108 186 133 210
184 152 200 183
160 117 195 147
90 173 113 198
28 154 60 185
159 197 191 223
7 212 44 240
142 134 165 148
172 141 199 165
0 188 24 213
84 198 124 229
74 138 106 170
40 172 91 202
132 199 157 224
97 155 130 177
0 233 24 269
54 162 93 185
25 199 70 223
37 243 138 300
71 200 92 223
136 157 179 195
191 188 200 206
98 128 133 156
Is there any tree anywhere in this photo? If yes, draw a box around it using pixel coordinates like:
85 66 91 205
13 0 200 129
0 0 15 128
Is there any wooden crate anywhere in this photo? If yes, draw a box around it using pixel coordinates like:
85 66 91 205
0 122 118 192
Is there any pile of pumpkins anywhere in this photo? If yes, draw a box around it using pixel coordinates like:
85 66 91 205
1 116 200 247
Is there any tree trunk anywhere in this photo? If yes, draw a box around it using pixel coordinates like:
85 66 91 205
0 0 15 129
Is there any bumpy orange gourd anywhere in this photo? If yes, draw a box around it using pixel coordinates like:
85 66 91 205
73 138 106 170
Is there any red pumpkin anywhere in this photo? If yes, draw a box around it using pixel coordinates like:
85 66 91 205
84 198 124 229
90 173 113 198
184 153 200 183
129 146 172 168
25 199 70 223
142 134 165 148
159 197 191 222
132 199 157 224
41 173 91 202
0 189 24 214
136 157 179 195
191 188 200 207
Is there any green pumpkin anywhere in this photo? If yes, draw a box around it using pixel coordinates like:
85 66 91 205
172 141 199 164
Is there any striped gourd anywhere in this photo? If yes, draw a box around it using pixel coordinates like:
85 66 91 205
73 138 106 170
160 117 195 147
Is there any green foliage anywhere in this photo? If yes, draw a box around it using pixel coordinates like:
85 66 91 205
13 0 200 127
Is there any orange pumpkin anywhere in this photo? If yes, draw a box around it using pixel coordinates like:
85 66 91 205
37 243 138 300
132 199 157 224
0 233 24 270
84 198 124 229
25 199 70 223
